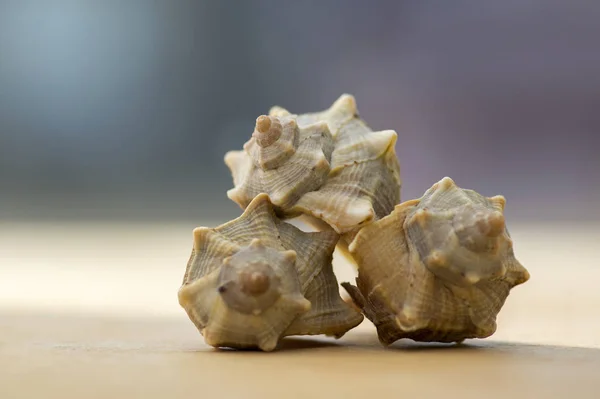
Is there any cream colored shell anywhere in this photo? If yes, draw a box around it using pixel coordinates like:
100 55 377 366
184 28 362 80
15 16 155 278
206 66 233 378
225 94 401 234
225 115 334 212
178 193 364 351
342 177 530 345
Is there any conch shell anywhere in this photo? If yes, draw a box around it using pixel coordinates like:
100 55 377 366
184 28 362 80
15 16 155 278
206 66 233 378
342 177 530 345
225 94 401 235
178 193 363 351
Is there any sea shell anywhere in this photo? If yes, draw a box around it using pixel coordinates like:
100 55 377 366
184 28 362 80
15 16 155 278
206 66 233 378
224 114 334 212
225 94 401 235
341 177 530 345
178 193 364 351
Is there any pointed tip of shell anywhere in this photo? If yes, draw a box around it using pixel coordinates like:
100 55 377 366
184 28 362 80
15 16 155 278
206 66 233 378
372 129 397 146
426 251 446 268
225 187 247 210
223 192 275 225
191 227 211 249
177 285 192 308
331 93 358 115
488 195 507 211
483 211 506 237
465 272 482 285
249 238 265 248
268 105 292 117
338 202 375 233
257 338 279 352
243 192 273 212
289 295 312 313
177 273 212 309
512 258 531 285
309 150 331 174
223 150 245 170
282 249 297 263
223 150 235 166
433 176 457 190
202 329 219 348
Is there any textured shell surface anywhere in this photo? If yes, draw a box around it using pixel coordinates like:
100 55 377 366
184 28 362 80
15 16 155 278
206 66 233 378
224 94 401 236
342 177 530 346
224 114 334 212
178 193 364 351
271 94 402 234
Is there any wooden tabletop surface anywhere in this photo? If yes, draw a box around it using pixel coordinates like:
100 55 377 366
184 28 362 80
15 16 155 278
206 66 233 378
1 221 599 398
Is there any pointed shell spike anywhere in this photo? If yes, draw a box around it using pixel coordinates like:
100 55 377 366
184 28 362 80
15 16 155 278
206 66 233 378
282 249 297 263
331 93 358 115
269 105 292 117
439 176 456 189
484 211 506 237
489 195 507 211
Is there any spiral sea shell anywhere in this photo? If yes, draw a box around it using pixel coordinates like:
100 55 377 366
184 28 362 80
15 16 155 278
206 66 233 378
342 177 530 345
178 194 364 351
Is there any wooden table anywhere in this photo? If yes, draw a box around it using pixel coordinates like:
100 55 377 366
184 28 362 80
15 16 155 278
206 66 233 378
1 221 599 398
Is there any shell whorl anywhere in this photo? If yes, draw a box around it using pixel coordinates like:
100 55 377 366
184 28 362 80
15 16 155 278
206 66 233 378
244 115 298 171
239 269 271 296
253 115 282 147
405 177 518 286
217 238 299 315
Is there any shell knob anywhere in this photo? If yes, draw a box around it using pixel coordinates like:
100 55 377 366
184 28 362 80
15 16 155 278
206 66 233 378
481 211 505 237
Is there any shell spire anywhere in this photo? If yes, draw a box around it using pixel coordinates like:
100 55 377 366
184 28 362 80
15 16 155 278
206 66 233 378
253 115 279 147
225 114 334 211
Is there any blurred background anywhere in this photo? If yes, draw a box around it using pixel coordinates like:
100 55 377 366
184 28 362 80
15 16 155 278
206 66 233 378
2 5 600 389
1 0 598 224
